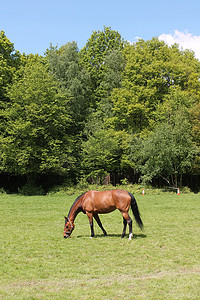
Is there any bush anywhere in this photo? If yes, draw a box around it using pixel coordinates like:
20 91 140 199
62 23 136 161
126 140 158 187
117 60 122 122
47 182 194 197
181 186 191 194
19 183 45 196
0 187 6 194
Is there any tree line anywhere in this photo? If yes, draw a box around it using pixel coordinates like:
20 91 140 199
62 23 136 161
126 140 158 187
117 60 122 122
0 27 200 192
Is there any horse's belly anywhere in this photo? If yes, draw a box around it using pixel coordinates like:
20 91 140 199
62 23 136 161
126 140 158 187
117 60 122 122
94 206 116 214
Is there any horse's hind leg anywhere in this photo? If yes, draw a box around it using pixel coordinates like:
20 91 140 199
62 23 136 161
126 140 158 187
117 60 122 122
121 217 127 238
94 213 107 236
121 212 133 240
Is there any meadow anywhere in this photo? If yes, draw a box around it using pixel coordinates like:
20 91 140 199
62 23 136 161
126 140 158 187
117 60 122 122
0 191 200 299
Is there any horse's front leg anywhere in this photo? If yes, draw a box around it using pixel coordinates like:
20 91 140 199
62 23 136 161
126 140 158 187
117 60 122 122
86 212 94 238
94 213 107 236
122 212 133 240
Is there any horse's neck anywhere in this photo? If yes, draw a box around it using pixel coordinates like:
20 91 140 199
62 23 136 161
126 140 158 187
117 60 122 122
68 198 82 222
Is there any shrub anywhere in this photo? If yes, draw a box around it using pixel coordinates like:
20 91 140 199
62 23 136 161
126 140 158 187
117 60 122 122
0 187 6 194
19 183 45 196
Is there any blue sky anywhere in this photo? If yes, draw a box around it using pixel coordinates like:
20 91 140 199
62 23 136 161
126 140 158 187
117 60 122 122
1 0 200 59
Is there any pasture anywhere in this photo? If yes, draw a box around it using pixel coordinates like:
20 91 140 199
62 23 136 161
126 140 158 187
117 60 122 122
0 192 200 299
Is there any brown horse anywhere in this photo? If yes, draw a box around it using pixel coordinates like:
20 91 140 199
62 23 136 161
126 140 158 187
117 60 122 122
63 189 143 240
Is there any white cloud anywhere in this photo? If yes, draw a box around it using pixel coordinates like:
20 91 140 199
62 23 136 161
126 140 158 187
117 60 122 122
127 36 141 45
159 30 200 61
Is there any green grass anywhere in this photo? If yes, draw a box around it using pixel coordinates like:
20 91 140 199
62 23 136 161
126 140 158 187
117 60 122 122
0 192 200 299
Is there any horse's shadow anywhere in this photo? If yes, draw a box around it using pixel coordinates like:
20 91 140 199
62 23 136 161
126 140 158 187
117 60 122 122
76 233 147 239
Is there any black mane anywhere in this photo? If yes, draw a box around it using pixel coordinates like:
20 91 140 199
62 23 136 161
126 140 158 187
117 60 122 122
67 192 86 217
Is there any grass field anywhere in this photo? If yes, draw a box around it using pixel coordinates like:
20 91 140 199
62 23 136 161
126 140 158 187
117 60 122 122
0 192 200 299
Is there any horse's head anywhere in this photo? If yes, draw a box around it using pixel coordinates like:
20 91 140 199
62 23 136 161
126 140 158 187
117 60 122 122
63 216 75 238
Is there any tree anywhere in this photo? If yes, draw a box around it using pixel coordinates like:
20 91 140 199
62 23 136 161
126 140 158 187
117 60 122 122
96 49 125 100
0 58 74 181
130 115 196 187
0 30 21 107
155 87 196 123
191 103 200 145
78 28 126 182
81 126 130 184
190 103 200 174
111 38 200 133
79 26 124 105
46 42 92 131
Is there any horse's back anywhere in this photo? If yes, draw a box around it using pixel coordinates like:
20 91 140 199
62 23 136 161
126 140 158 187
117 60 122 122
82 190 131 214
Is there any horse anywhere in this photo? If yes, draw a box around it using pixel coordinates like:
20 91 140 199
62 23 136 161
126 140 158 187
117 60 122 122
63 189 143 240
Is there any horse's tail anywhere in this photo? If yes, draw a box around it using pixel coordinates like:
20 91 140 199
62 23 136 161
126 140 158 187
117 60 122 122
128 192 143 230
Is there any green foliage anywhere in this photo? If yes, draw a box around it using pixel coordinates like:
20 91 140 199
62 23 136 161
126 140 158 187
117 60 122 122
18 182 45 196
120 178 129 185
97 49 125 100
0 57 74 177
0 187 6 194
156 87 196 123
131 115 196 187
80 26 124 105
191 103 200 145
0 30 21 109
190 103 200 173
81 124 131 182
111 38 200 133
0 30 200 189
46 42 92 125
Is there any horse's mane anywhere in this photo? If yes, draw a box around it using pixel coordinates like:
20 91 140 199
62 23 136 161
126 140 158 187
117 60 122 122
67 192 86 217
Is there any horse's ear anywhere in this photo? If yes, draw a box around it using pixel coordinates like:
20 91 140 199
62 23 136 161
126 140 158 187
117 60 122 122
64 216 67 220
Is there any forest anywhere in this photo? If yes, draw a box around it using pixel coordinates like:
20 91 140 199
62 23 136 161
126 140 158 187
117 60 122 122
0 27 200 193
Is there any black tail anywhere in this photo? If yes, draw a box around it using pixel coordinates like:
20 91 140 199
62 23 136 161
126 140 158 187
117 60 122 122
128 192 143 230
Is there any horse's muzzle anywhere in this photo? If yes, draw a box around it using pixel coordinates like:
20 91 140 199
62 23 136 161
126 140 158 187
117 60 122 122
63 234 70 239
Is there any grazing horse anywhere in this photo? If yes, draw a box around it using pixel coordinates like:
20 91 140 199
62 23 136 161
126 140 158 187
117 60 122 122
63 190 143 240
